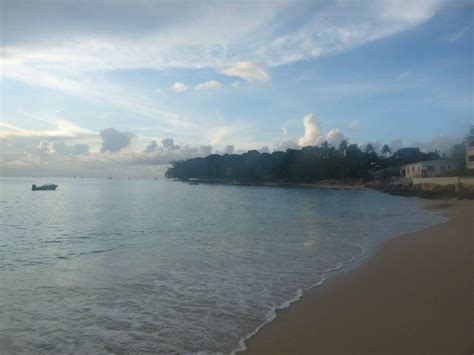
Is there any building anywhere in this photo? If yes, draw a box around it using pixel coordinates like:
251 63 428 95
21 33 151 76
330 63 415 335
400 160 459 179
466 126 474 174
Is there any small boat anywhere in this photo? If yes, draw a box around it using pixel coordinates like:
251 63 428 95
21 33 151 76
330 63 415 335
32 184 58 191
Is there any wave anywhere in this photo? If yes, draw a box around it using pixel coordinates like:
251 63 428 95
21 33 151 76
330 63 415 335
231 205 449 355
231 247 366 354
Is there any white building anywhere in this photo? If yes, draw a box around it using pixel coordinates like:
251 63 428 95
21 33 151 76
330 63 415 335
400 160 458 179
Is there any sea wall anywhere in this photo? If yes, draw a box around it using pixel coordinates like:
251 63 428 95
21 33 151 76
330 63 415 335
411 177 474 187
368 177 474 199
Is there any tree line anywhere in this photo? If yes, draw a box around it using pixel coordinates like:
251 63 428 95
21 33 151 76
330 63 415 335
165 141 459 182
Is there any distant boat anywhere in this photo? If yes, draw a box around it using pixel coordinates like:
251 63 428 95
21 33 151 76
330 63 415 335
32 184 58 191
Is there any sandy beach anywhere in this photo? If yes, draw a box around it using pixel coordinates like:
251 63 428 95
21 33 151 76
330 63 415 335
245 200 474 354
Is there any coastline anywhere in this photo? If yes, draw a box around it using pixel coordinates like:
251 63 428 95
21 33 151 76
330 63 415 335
179 179 370 190
244 199 474 354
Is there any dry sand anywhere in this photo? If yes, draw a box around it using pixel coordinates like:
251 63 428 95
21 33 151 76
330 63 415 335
245 200 473 355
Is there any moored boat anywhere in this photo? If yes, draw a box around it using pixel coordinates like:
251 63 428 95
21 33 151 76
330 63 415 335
32 184 58 191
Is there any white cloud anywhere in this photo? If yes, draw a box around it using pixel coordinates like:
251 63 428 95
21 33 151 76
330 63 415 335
0 119 94 138
444 22 473 43
170 82 190 93
222 62 270 82
326 128 347 146
298 114 323 147
274 138 299 152
349 120 361 130
195 80 222 90
2 0 447 71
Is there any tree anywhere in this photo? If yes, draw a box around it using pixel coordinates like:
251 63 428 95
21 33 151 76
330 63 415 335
338 140 348 156
165 142 442 183
365 143 375 154
380 144 392 157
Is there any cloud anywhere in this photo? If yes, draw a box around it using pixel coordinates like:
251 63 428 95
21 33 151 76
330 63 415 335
2 0 447 71
222 62 270 82
170 82 190 93
298 114 323 147
349 120 361 130
99 128 134 153
444 22 473 43
53 141 90 155
326 128 347 146
144 140 158 153
224 145 234 154
0 119 93 138
274 138 299 152
411 135 461 154
39 140 53 153
161 138 179 150
195 80 222 90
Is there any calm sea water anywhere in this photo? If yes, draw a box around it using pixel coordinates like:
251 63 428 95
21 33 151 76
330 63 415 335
0 178 443 353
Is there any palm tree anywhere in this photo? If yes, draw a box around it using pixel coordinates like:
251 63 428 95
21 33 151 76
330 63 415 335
320 141 331 159
365 143 375 154
381 144 392 156
338 140 348 156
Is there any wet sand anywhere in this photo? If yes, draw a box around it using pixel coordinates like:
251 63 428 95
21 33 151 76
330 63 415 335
245 200 474 354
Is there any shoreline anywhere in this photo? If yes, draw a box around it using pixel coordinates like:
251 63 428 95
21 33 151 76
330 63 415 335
243 199 473 354
179 179 371 190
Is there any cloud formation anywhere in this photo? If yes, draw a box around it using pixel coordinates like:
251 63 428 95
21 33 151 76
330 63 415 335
224 145 234 154
2 0 448 72
349 120 361 130
161 138 179 150
53 142 90 155
298 114 323 147
222 62 270 82
326 128 347 146
144 140 158 153
275 114 348 150
195 80 222 90
170 82 190 93
100 128 134 153
0 119 94 138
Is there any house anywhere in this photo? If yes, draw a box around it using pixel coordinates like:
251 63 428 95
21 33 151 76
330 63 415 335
400 160 458 179
466 126 474 174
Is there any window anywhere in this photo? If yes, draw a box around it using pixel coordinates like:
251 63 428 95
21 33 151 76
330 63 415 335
418 166 421 172
468 155 474 162
427 165 435 172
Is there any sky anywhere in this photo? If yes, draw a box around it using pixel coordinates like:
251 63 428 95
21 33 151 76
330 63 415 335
0 0 473 177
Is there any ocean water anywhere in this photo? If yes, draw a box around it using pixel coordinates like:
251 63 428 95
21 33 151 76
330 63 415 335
0 178 443 354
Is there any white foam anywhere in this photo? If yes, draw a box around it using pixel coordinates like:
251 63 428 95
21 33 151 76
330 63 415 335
232 247 367 354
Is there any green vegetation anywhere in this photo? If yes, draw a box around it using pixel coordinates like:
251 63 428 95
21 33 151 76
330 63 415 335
165 141 443 182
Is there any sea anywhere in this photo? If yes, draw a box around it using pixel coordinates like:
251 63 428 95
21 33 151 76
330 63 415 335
0 177 444 354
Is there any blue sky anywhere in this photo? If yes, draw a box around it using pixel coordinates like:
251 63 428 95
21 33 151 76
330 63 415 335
0 0 472 176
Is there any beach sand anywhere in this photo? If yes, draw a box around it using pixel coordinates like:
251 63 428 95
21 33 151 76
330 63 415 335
245 200 473 355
